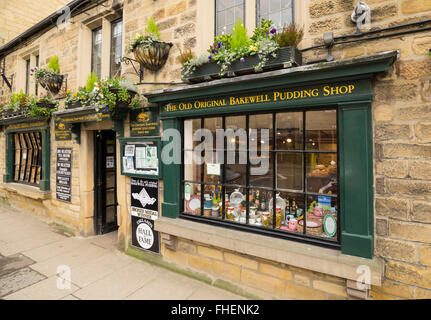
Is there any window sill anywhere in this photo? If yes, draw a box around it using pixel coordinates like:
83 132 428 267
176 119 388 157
155 216 383 286
0 183 51 201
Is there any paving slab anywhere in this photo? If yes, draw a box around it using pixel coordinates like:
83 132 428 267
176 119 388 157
88 232 118 249
125 271 203 300
3 275 79 300
30 243 108 277
0 232 66 256
0 253 35 276
22 237 84 263
0 267 46 298
61 294 80 300
186 286 246 300
70 251 134 288
73 261 161 300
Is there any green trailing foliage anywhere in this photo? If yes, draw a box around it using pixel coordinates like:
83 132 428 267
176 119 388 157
0 91 58 119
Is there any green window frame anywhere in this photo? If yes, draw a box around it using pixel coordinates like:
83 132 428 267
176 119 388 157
180 109 340 249
4 126 51 191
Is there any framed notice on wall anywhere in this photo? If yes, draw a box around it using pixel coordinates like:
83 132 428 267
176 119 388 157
56 148 72 202
130 177 160 254
119 137 162 179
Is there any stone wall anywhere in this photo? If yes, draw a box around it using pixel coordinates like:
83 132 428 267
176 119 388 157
0 0 70 45
300 0 431 299
0 0 431 300
160 238 348 300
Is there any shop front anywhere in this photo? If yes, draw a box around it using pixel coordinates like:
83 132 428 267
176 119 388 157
143 51 398 299
53 107 123 236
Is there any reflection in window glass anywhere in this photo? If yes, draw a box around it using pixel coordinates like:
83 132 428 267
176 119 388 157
12 131 42 186
257 0 293 28
92 28 102 79
216 0 245 36
276 112 302 150
306 110 337 151
110 19 123 78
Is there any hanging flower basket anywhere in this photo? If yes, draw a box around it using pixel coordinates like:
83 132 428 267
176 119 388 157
38 74 64 95
133 41 173 72
108 87 138 120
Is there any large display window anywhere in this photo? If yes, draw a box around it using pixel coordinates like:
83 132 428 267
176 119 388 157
181 108 339 246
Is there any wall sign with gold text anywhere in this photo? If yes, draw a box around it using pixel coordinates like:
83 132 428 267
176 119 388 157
163 81 364 116
130 108 159 137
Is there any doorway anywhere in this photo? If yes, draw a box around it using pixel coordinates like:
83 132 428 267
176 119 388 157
94 130 118 235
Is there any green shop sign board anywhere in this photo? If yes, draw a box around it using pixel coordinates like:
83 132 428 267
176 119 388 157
55 120 72 141
161 79 370 117
130 108 159 137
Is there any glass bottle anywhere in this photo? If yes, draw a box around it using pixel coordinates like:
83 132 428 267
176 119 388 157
255 190 260 210
292 200 298 217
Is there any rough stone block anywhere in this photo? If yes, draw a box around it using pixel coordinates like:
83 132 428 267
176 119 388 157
259 263 292 281
224 252 258 270
375 237 417 263
213 260 241 282
197 246 223 260
241 269 284 296
189 255 212 273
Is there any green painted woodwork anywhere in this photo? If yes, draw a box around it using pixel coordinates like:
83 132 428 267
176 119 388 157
339 102 374 259
118 137 162 179
161 118 181 219
4 123 50 191
3 133 13 183
40 128 51 191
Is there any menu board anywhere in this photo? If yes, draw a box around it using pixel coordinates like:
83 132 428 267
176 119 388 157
131 178 160 254
56 148 72 202
122 140 160 177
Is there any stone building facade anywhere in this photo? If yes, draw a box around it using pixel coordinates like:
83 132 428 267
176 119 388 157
0 0 430 300
0 0 70 45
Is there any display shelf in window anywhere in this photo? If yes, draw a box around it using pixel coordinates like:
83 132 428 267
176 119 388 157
119 137 162 179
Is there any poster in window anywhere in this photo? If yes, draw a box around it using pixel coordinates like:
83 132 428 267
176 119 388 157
124 144 135 157
135 147 147 169
130 178 160 254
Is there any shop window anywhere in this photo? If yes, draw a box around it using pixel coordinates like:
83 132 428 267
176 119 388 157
215 0 245 36
92 27 103 79
182 109 339 245
257 0 294 28
110 19 123 78
12 131 42 186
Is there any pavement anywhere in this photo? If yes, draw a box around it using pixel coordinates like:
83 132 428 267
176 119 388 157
0 204 244 300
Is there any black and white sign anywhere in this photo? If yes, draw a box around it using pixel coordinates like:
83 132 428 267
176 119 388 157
56 148 72 202
131 178 160 254
131 216 160 253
